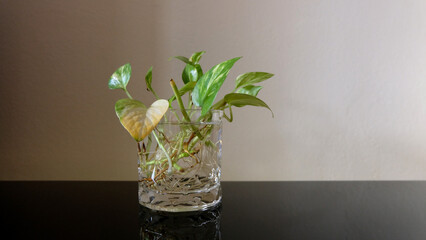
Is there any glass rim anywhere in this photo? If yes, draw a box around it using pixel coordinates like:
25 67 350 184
159 109 223 124
166 109 223 113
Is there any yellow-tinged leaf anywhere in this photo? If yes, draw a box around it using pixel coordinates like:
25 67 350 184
143 100 169 138
115 99 169 141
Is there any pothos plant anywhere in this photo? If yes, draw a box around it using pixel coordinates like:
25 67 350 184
108 51 273 180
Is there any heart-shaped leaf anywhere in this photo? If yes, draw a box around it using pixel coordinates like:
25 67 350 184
182 64 199 84
108 63 131 90
235 85 263 97
235 72 274 90
192 57 241 116
115 99 169 141
224 93 273 117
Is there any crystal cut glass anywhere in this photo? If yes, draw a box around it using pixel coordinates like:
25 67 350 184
138 109 223 212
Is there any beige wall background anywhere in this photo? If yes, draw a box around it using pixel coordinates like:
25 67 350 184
1 0 426 180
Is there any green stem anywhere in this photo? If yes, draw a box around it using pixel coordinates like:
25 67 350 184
223 105 233 122
228 105 233 122
176 136 184 159
173 162 183 172
187 92 193 109
211 98 226 110
146 135 152 155
170 79 191 121
152 130 173 174
151 90 160 100
169 106 182 122
170 79 204 140
124 88 133 99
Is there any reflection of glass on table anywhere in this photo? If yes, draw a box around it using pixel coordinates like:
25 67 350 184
139 204 222 239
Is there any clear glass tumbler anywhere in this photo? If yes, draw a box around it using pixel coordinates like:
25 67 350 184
137 109 223 212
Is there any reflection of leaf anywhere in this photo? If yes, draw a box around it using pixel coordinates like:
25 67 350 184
235 85 263 97
168 81 197 104
115 99 168 141
108 63 131 90
192 57 241 116
224 93 273 117
235 72 273 89
182 64 199 84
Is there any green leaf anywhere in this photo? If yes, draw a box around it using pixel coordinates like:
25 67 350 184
195 64 203 76
173 56 192 65
235 72 274 89
235 85 263 96
224 93 273 117
168 81 197 104
182 64 199 84
145 66 153 89
145 67 159 98
175 52 204 84
189 51 205 64
211 98 226 110
108 63 131 90
192 57 241 116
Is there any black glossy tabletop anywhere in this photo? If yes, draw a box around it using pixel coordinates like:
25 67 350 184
1 181 426 239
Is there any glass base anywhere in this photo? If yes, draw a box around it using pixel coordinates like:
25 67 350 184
139 183 222 212
139 202 222 239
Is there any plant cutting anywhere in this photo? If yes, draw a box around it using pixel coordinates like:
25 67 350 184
108 51 273 212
